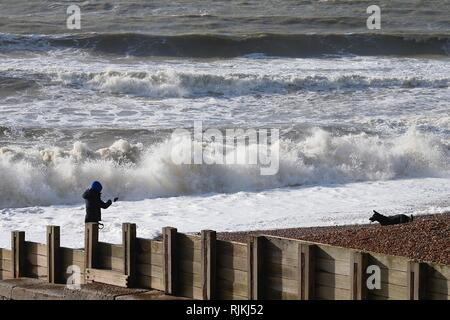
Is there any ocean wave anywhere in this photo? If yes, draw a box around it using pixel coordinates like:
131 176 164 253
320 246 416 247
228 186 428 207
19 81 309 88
0 128 448 208
0 74 39 93
1 32 450 57
55 70 450 98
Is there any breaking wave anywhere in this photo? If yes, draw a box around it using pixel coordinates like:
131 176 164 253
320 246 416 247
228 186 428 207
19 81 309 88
56 70 450 98
0 128 448 208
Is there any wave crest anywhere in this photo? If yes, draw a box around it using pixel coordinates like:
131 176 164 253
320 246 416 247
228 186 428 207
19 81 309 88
0 128 448 208
56 70 450 98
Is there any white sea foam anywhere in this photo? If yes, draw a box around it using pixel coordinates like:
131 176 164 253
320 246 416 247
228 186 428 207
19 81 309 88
1 177 449 248
0 128 448 208
56 69 450 98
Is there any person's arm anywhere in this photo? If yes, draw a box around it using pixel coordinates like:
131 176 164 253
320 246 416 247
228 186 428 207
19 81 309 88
100 198 112 209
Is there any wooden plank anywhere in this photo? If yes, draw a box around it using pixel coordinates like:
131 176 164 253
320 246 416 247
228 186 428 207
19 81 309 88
265 261 297 280
60 257 85 273
12 231 25 278
217 278 249 297
178 234 201 250
136 238 163 255
316 258 350 276
179 259 202 275
316 285 351 300
136 263 163 278
316 245 351 262
0 249 12 260
137 252 163 266
217 267 248 284
85 268 129 287
264 236 298 257
97 242 124 259
378 268 407 287
178 284 203 300
26 253 47 267
368 293 399 300
61 247 85 265
369 283 407 300
0 270 12 279
264 237 299 267
264 286 299 300
136 274 164 291
247 237 254 300
1 259 12 272
368 253 408 272
427 263 450 280
298 243 315 300
217 254 247 272
47 225 60 284
201 230 216 300
162 227 177 295
426 277 450 295
350 251 368 300
216 290 248 300
179 271 202 285
97 255 124 272
407 261 424 300
84 223 99 269
426 291 450 300
316 271 351 290
24 241 47 256
179 246 201 262
265 253 298 268
250 235 263 299
216 240 248 258
265 276 298 295
122 223 137 285
28 265 48 278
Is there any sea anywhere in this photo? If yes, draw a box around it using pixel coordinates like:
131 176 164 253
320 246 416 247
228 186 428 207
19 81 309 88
0 0 449 247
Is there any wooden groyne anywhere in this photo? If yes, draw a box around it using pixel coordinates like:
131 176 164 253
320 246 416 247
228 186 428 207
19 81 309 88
0 223 449 300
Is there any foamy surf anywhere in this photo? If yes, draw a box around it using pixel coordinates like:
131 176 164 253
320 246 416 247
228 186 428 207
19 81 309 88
1 177 449 248
0 128 448 208
56 70 450 98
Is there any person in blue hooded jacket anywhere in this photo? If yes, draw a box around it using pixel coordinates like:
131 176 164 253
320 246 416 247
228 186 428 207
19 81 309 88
82 181 118 223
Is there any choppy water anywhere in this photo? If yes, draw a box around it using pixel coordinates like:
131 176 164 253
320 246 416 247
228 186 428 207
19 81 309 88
0 1 449 245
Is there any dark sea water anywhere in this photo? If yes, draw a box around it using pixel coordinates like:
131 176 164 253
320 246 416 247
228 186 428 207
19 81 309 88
2 0 450 35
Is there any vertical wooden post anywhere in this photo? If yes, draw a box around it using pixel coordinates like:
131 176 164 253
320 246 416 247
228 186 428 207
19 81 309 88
163 227 177 295
350 251 368 300
201 230 216 300
84 223 98 270
247 237 254 300
123 223 137 286
298 243 315 300
249 235 263 300
47 225 60 284
407 261 425 300
11 231 25 278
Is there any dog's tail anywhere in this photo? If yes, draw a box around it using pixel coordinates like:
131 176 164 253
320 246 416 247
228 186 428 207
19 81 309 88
410 215 414 222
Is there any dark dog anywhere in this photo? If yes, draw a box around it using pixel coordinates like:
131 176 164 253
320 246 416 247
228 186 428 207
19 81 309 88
369 210 413 226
